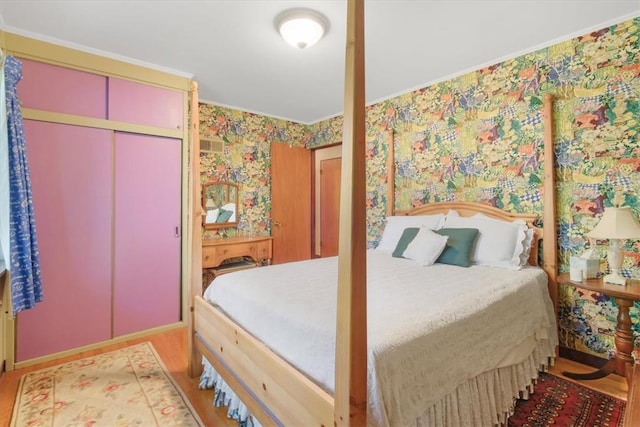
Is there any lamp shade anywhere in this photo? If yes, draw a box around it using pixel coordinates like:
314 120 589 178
587 206 640 239
276 9 328 49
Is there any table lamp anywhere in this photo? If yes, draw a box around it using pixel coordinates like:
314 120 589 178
587 206 640 286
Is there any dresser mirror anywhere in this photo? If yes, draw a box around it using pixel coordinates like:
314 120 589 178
202 181 239 229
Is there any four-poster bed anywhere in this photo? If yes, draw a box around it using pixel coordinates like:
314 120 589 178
187 1 559 425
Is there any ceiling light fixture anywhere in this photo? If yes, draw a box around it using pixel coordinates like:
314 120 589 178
275 8 329 49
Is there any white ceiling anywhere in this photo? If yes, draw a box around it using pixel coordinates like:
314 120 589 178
1 1 639 124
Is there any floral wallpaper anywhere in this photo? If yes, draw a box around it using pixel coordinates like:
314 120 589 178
200 17 640 361
199 104 309 239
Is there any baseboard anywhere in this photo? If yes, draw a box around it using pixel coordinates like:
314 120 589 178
559 345 609 369
12 321 185 370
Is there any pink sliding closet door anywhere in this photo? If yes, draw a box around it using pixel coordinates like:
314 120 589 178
113 133 181 336
17 121 112 361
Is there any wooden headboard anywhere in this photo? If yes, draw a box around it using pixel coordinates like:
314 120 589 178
395 201 542 267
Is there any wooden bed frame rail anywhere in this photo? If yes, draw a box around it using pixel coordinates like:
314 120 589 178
194 297 333 426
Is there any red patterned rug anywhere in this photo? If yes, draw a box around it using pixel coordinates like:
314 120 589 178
508 372 626 427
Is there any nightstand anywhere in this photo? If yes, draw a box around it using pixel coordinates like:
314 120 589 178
558 272 640 382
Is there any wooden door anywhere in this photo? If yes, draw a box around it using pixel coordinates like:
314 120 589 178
320 157 341 257
17 121 112 362
113 133 181 336
271 142 311 264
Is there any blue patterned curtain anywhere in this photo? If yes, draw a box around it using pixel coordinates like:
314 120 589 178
0 57 8 267
5 55 43 315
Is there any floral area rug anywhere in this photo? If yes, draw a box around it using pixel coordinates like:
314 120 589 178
11 342 203 426
508 372 625 427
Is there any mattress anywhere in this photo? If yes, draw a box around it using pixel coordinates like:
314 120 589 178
203 250 558 427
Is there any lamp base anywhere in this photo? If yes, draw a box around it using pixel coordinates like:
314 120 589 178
603 273 627 286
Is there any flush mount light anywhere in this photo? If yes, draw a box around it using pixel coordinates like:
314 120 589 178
275 8 329 49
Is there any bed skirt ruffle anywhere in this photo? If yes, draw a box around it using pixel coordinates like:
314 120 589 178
198 358 262 427
199 337 554 427
414 339 555 427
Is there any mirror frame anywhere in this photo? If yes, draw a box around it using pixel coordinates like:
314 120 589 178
202 181 239 229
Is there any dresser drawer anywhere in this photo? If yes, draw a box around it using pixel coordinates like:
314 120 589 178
202 246 218 268
202 241 258 268
256 240 272 261
202 237 273 270
219 241 258 261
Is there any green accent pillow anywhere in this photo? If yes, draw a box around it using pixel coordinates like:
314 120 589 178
216 209 233 223
392 227 420 258
435 228 479 267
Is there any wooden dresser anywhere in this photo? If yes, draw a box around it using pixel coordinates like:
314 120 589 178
202 236 273 276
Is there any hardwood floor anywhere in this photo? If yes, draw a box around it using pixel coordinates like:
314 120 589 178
548 357 628 401
0 327 629 426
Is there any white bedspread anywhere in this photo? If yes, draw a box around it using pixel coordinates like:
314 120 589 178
203 250 557 427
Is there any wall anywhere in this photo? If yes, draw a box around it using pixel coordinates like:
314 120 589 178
199 105 392 244
201 16 640 360
198 104 309 239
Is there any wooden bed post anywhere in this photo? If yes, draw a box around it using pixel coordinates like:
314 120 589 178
386 130 395 217
542 93 558 315
335 0 367 425
188 80 204 377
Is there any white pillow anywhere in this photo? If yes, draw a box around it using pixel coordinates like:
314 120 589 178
443 213 528 269
403 227 449 266
376 214 445 253
472 213 534 267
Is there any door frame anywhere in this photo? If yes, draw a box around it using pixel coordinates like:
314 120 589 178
312 144 342 257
